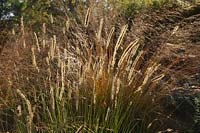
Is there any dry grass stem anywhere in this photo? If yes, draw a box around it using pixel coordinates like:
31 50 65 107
97 18 104 42
23 40 26 48
84 8 91 27
135 63 160 93
127 51 143 84
65 20 70 31
16 89 34 133
172 26 179 35
110 25 128 72
50 84 55 110
20 17 24 36
50 14 54 24
31 46 39 72
106 27 115 50
59 62 66 101
75 125 85 133
42 23 46 34
118 38 139 68
34 32 40 52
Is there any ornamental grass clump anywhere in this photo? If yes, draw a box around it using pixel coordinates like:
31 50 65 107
1 8 173 133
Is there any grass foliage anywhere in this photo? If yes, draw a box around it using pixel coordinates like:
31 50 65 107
2 1 198 132
0 9 169 133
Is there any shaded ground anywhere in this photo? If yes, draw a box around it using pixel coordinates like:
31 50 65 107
127 3 200 131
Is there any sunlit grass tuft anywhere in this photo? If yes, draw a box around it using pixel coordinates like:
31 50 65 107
0 6 173 132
